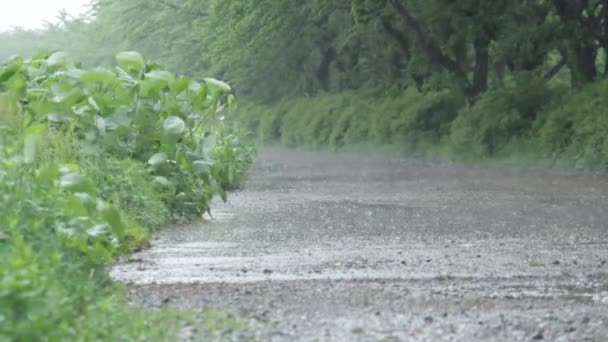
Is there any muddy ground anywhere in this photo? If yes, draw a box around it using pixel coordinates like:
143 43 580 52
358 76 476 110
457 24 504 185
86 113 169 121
111 148 608 341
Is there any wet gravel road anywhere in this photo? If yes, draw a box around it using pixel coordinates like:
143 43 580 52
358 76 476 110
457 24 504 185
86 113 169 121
112 148 608 341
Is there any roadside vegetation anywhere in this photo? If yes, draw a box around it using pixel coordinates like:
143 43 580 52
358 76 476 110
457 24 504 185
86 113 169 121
238 79 608 168
0 52 253 339
2 2 607 169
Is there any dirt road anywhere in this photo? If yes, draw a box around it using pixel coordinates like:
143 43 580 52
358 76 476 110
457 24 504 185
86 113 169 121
111 148 608 341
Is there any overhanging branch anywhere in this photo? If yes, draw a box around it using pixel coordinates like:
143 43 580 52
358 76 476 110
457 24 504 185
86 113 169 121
388 0 469 87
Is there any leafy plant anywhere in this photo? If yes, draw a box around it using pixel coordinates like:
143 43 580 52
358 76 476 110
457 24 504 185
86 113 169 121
0 52 254 340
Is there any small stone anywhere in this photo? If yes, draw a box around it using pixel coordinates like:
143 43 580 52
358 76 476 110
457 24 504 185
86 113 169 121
532 330 544 340
552 260 561 265
263 269 273 275
401 261 407 265
426 258 432 263
424 316 434 324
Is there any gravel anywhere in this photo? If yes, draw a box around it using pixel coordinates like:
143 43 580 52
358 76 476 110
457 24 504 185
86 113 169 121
112 147 608 341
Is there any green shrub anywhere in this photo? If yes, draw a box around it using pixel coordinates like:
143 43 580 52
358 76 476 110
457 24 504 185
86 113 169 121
328 93 373 148
238 89 464 153
236 75 606 169
83 156 170 229
537 80 608 167
385 89 464 153
450 73 564 157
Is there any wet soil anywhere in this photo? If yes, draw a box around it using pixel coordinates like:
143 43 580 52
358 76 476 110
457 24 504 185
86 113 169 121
112 148 608 341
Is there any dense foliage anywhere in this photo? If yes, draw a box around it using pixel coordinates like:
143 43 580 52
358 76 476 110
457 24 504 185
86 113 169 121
2 0 605 166
237 78 607 168
0 52 252 339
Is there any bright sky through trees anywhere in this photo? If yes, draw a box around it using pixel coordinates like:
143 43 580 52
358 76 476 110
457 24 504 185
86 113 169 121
0 0 90 32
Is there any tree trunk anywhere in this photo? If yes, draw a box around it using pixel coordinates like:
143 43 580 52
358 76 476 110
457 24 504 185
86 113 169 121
317 47 336 91
552 0 598 85
470 38 490 98
494 60 506 80
603 0 608 77
569 44 597 85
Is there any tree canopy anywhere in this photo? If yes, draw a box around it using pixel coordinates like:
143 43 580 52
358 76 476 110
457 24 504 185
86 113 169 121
2 0 608 101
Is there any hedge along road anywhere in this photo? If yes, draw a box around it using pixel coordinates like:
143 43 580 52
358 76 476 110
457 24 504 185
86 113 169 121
111 147 608 341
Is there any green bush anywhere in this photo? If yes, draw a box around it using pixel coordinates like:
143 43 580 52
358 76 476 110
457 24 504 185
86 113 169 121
83 156 170 229
236 76 606 169
450 74 564 157
237 89 464 153
537 80 608 167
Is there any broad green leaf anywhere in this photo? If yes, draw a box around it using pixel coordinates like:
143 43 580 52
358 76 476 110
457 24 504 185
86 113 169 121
95 116 106 134
148 152 169 167
172 76 191 93
81 69 119 85
8 74 27 97
59 163 79 175
35 163 60 184
115 66 135 82
188 80 202 92
58 172 96 194
227 94 237 109
153 176 173 188
46 51 69 67
47 113 65 123
58 172 84 189
64 68 84 79
192 84 209 111
163 116 186 135
23 124 46 164
192 160 213 175
87 223 111 238
204 78 232 92
202 134 217 155
145 70 175 83
0 63 20 82
88 97 100 113
116 51 146 72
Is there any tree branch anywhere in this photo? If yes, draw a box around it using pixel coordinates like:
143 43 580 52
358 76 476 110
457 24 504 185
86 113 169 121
543 56 567 80
388 0 469 86
380 19 411 60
